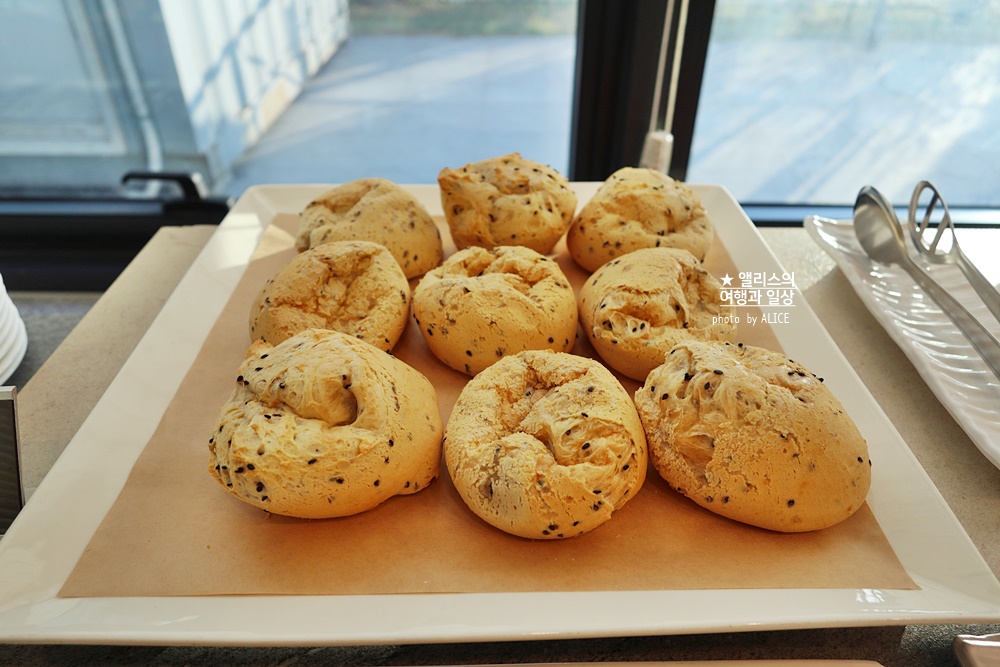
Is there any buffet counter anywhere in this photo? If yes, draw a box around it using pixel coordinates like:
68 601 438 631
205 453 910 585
4 220 999 666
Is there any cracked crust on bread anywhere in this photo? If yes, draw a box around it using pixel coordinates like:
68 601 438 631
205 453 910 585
209 329 443 519
445 349 647 539
579 247 737 381
297 178 443 279
438 152 577 255
412 245 578 376
250 240 410 351
634 340 871 532
567 167 713 273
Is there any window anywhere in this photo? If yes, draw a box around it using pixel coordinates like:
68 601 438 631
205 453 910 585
0 0 578 198
1 1 996 237
0 0 351 198
219 0 578 194
0 0 578 288
686 0 1000 209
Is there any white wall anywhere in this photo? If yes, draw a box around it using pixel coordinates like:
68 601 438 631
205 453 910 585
159 0 349 180
0 0 348 194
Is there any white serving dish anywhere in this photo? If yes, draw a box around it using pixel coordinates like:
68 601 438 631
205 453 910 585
806 215 1000 471
0 185 998 646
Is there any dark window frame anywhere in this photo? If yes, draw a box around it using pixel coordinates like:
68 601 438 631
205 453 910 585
568 0 1000 228
569 0 716 183
0 173 230 291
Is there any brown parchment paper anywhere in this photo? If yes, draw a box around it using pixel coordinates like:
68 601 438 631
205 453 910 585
60 214 915 597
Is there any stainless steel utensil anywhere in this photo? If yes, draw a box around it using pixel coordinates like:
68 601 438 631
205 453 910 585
854 185 1000 380
955 632 1000 667
908 180 1000 323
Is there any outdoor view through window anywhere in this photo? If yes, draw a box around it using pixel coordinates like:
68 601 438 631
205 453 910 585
0 0 996 208
689 0 1000 207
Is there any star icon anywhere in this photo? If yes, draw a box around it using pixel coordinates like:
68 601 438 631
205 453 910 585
720 273 734 286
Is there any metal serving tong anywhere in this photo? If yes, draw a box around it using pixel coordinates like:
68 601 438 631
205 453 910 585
854 184 1000 380
908 180 1000 324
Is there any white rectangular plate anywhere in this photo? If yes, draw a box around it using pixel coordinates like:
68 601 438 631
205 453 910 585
0 185 998 646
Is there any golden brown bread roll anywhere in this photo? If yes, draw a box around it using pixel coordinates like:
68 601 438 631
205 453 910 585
411 245 578 376
437 152 577 254
250 240 410 351
297 178 443 279
209 328 443 519
578 247 737 381
567 167 713 272
634 340 871 532
445 349 647 539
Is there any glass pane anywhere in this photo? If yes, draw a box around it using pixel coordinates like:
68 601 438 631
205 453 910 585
687 0 1000 207
0 0 135 196
0 0 341 198
216 0 578 196
0 0 576 198
0 1 125 157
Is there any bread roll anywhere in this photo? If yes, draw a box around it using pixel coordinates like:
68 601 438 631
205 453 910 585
209 328 443 519
437 152 577 254
250 240 410 351
634 340 871 532
578 247 736 381
567 167 712 272
445 350 647 539
297 178 443 279
412 245 577 376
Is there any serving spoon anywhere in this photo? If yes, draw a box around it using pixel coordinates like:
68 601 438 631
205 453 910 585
853 185 1000 381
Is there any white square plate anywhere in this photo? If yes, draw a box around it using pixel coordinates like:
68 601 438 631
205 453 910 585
0 185 998 646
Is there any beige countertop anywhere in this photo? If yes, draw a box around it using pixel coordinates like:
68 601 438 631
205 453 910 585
2 224 999 666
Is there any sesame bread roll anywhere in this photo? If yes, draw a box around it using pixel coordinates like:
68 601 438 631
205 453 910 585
209 329 443 519
250 240 410 351
412 245 578 376
578 247 737 381
297 178 443 279
445 350 647 539
437 152 577 254
567 167 713 273
634 340 871 532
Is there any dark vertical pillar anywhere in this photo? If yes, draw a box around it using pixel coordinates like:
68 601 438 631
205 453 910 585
569 0 716 182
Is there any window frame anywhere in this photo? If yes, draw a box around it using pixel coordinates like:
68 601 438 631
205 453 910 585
568 0 1000 227
569 0 715 183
